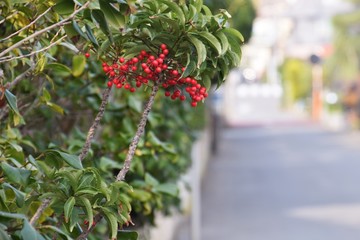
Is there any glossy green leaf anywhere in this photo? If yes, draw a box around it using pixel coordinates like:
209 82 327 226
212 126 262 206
223 28 244 44
190 0 203 12
72 55 86 77
158 0 185 26
46 102 64 115
79 197 93 230
64 196 75 223
130 189 151 202
187 35 206 68
99 0 125 29
53 0 74 15
20 220 37 240
215 31 229 55
201 5 212 16
41 225 72 240
3 183 25 207
0 227 10 240
1 162 31 186
85 24 99 47
117 230 138 240
153 183 178 196
181 59 196 78
0 211 26 219
92 9 113 42
102 208 118 240
72 20 87 39
196 32 222 56
46 63 72 77
46 150 83 169
4 89 20 115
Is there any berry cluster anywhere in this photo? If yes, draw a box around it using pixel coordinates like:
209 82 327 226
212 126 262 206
99 44 208 107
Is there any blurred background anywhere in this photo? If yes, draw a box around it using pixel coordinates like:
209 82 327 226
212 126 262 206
172 0 360 240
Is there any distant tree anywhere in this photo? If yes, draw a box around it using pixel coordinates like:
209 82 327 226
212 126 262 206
204 0 256 42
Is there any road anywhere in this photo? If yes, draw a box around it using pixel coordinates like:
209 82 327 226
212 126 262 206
199 124 360 240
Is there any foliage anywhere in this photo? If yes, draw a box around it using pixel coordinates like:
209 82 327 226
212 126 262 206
0 0 243 239
280 58 312 107
204 0 256 42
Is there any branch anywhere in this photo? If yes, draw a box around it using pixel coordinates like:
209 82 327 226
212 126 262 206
8 66 34 89
79 87 112 161
29 198 51 226
0 1 90 58
76 213 103 240
0 35 67 63
1 7 52 43
116 81 160 181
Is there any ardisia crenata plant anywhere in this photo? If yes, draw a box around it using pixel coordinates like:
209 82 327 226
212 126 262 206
0 0 243 239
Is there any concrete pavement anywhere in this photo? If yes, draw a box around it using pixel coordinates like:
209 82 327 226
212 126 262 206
175 123 360 240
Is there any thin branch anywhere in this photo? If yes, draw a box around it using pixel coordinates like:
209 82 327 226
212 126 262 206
0 1 90 59
8 66 34 89
116 81 160 181
79 87 112 161
1 8 52 43
29 198 51 226
76 213 102 240
0 35 67 63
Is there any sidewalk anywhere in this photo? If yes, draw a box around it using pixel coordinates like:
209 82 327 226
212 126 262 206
174 122 360 240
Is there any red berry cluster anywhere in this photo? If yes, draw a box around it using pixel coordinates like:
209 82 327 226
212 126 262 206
101 44 208 107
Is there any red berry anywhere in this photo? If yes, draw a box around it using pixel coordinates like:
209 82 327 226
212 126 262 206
85 53 90 58
136 82 142 87
155 67 162 73
109 71 115 77
102 62 108 67
116 83 123 88
157 58 164 64
149 55 155 61
180 95 186 101
124 83 130 89
162 64 168 70
132 57 139 63
152 60 159 67
172 70 178 76
191 102 197 107
141 50 147 56
103 66 109 72
107 81 113 87
144 68 151 74
84 220 89 225
119 57 125 63
160 44 167 50
132 66 137 71
159 54 166 59
163 49 169 55
203 93 208 98
130 87 136 92
165 91 171 97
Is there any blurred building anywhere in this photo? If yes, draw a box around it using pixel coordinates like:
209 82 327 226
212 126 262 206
242 0 353 83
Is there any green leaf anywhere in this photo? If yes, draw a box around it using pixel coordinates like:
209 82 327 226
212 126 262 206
99 0 125 29
128 95 142 113
145 173 159 187
223 28 244 44
46 102 65 115
0 211 26 219
46 150 83 169
201 5 212 16
92 9 113 42
79 197 93 230
158 0 185 26
4 89 20 115
64 196 75 223
41 225 72 240
181 59 196 78
72 55 86 77
53 0 75 15
72 20 87 39
46 63 72 77
117 230 138 240
85 24 99 47
3 183 25 207
1 162 31 186
190 0 203 12
187 35 206 68
130 189 151 202
56 171 78 192
195 32 222 56
0 227 10 240
153 183 178 196
20 220 37 240
215 31 229 55
102 208 118 240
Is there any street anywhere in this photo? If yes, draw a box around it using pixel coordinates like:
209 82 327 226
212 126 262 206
200 124 360 240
